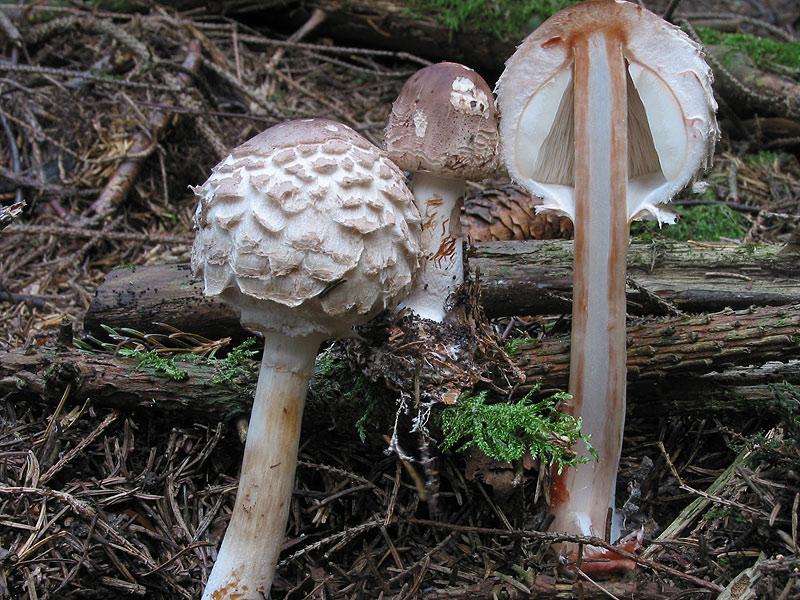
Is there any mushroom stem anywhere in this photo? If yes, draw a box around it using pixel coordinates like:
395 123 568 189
398 171 466 322
202 332 323 600
550 30 629 548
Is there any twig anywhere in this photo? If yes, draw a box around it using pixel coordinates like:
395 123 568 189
0 61 180 93
0 289 49 308
39 411 119 485
211 29 432 66
0 200 25 231
574 566 622 600
1 223 190 244
661 0 682 22
265 8 327 73
0 165 97 197
677 12 797 42
85 39 203 220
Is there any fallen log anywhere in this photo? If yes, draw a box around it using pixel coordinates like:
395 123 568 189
6 305 799 422
82 240 800 340
705 44 800 120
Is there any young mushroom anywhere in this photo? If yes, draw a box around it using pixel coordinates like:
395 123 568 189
192 118 420 599
496 0 717 571
385 62 500 322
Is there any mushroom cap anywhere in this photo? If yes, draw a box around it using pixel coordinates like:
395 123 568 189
385 62 500 181
496 0 719 225
191 119 421 338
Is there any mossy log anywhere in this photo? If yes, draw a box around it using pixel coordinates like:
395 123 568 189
259 0 519 80
83 240 800 340
705 44 800 119
5 305 800 422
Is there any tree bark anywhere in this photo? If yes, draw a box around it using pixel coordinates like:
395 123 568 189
83 240 800 339
6 305 800 421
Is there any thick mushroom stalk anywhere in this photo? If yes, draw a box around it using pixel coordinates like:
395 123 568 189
385 62 499 322
400 171 465 321
496 0 717 570
192 118 420 599
204 331 321 598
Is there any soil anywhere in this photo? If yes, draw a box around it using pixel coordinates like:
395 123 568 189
0 1 799 599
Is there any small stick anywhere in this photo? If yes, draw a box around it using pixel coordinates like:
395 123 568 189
266 8 326 73
85 39 203 220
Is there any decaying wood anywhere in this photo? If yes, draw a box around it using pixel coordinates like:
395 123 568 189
283 0 516 78
705 44 800 119
83 240 800 339
0 199 24 230
420 575 680 599
5 305 799 421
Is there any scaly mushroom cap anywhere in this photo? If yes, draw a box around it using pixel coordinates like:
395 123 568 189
496 0 719 224
385 62 500 181
191 118 421 338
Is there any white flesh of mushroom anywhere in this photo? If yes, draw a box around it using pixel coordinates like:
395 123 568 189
398 171 465 322
192 118 420 598
496 0 717 563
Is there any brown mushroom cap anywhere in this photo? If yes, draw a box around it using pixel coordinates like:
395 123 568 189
385 62 500 181
191 118 421 338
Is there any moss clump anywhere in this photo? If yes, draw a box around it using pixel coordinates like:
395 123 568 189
503 336 539 358
211 338 259 384
307 347 383 442
695 27 800 75
118 348 193 380
439 388 595 473
405 0 578 39
632 197 746 242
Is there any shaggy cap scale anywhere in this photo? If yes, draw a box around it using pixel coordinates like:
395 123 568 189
191 118 421 338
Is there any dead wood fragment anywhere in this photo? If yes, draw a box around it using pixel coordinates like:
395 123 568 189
85 40 203 221
82 240 800 340
420 575 680 599
0 200 24 230
5 305 800 421
703 43 800 119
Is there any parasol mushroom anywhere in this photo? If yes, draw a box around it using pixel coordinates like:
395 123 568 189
385 62 500 322
496 0 718 571
192 118 420 599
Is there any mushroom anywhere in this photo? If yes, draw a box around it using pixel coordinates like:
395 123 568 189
191 118 420 599
495 0 717 570
385 62 500 322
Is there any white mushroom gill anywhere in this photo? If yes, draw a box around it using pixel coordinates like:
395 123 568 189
192 118 420 599
496 0 717 573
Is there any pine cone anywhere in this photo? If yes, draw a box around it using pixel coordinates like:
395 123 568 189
462 182 574 242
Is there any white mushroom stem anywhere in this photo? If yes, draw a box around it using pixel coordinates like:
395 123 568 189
202 331 324 600
549 30 629 547
398 171 465 322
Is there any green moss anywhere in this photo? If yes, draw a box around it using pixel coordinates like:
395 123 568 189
632 195 746 242
119 348 193 380
439 388 596 474
405 0 579 39
111 263 137 272
307 348 383 442
503 336 539 358
211 338 259 384
694 27 800 75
